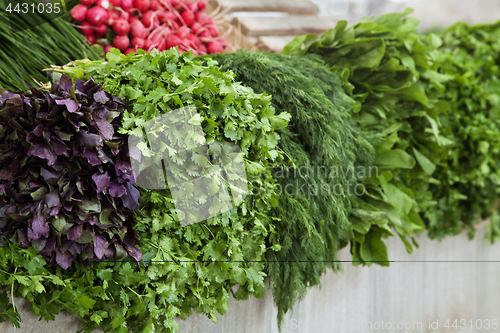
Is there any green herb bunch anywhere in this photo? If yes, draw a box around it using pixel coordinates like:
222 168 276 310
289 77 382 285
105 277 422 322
283 9 450 264
0 0 100 92
206 50 374 326
0 48 290 333
424 21 500 240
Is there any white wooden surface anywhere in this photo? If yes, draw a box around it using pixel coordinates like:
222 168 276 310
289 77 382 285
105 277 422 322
2 227 500 333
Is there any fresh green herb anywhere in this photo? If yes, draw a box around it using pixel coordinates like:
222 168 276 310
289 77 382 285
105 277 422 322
206 50 374 326
0 1 100 92
283 9 447 265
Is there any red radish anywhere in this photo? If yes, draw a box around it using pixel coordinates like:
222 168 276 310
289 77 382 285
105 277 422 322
125 48 136 54
149 0 160 11
129 16 140 23
207 41 222 54
113 35 130 50
208 26 218 37
175 27 190 39
195 11 208 25
169 20 180 30
106 10 119 24
198 30 210 38
80 21 94 35
141 10 160 29
160 11 176 24
81 0 95 6
171 0 181 10
96 0 111 9
71 5 88 22
181 1 193 11
87 6 108 25
109 0 121 6
121 0 133 10
85 34 96 45
119 10 130 21
220 38 227 48
95 23 107 35
164 34 181 49
191 21 202 34
196 1 206 11
131 37 145 48
144 38 160 50
130 20 148 38
181 10 194 27
113 19 130 35
132 0 150 12
188 34 200 46
198 43 207 54
105 45 114 53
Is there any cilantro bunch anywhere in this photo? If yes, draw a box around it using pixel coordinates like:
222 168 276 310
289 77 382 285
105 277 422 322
0 75 141 270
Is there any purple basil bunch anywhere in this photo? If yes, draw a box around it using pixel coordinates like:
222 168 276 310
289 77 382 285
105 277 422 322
0 74 142 269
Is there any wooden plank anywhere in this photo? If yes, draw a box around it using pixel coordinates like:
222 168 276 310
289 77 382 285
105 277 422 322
233 16 336 37
213 0 319 15
257 36 297 52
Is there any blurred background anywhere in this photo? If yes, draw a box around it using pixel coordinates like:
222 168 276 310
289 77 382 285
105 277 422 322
214 0 500 51
312 0 500 29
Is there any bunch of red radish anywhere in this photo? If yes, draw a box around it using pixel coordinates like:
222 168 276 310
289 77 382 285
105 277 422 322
70 0 227 55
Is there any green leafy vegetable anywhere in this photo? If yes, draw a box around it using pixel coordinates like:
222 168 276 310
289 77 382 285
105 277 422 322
206 50 374 326
283 9 444 265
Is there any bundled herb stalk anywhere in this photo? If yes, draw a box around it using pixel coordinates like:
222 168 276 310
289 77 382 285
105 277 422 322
283 9 449 263
0 0 99 92
207 50 374 326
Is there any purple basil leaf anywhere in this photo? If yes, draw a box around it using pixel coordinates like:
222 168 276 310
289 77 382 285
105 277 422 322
17 229 30 247
40 236 56 257
109 182 127 197
92 172 111 193
124 241 142 262
31 237 47 252
77 129 103 148
55 98 80 113
28 144 57 165
59 74 73 94
66 223 83 241
94 234 108 259
49 136 69 156
44 191 60 208
94 117 114 140
104 245 116 258
41 167 59 182
56 249 74 270
31 205 50 238
122 182 140 210
75 78 87 95
93 90 110 104
68 242 83 255
32 124 44 137
82 147 102 165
